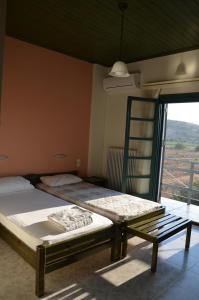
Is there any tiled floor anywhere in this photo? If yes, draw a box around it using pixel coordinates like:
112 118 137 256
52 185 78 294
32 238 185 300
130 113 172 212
1 226 199 299
1 198 199 299
161 197 199 224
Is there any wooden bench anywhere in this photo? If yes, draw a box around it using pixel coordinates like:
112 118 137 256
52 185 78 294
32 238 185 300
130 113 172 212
126 213 192 272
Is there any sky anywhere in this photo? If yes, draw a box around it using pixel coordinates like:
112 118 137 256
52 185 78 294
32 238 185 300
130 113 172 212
167 103 199 125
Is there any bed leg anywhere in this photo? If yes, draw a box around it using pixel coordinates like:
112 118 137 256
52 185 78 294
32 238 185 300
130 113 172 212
111 226 122 262
36 245 45 297
121 230 128 258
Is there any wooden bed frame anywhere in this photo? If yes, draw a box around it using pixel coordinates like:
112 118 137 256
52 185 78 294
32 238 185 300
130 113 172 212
0 170 163 296
0 171 122 297
26 171 165 263
0 222 120 297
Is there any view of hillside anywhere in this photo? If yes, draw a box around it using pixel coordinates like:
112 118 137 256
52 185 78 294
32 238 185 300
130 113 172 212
162 119 199 205
166 120 199 146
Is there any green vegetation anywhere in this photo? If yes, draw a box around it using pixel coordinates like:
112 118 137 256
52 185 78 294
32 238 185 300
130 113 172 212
166 141 196 150
172 182 199 203
167 120 199 145
175 143 185 150
163 119 199 205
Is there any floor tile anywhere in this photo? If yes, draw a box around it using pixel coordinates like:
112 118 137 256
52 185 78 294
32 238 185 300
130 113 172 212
155 271 199 300
1 205 199 300
189 261 199 276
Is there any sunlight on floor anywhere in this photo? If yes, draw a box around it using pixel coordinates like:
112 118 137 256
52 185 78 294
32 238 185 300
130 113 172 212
161 197 199 224
96 257 150 287
43 283 89 300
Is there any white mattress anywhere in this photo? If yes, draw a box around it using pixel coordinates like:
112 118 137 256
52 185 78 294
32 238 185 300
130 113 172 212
38 182 161 222
0 189 112 250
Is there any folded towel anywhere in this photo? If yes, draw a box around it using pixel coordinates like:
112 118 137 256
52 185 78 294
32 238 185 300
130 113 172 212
48 206 93 232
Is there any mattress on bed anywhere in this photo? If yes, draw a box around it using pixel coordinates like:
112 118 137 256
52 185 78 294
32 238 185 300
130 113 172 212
37 182 161 223
0 189 112 250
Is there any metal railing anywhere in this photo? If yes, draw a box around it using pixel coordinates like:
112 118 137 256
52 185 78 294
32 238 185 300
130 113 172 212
162 158 199 205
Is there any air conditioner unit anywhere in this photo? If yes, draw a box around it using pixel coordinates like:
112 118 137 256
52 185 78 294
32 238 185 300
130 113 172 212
103 73 140 92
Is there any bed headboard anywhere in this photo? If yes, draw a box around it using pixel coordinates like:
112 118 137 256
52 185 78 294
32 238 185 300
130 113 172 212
24 170 78 186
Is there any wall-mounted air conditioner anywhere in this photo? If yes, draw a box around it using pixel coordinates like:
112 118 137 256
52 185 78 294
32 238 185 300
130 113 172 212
103 73 140 92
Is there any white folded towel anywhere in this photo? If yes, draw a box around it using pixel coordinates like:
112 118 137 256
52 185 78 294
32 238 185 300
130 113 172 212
48 206 93 232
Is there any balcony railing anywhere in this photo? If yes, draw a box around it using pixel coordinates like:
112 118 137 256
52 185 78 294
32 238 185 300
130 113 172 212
162 158 199 205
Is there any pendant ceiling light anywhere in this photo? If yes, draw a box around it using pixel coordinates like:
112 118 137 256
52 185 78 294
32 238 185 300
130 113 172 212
109 1 130 77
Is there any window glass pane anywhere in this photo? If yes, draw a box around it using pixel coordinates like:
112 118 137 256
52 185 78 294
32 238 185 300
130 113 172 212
130 120 154 138
129 140 153 156
134 178 150 194
131 101 155 119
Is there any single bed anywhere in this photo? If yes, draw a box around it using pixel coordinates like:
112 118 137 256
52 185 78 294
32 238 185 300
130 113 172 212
34 173 165 257
0 178 120 297
37 181 162 223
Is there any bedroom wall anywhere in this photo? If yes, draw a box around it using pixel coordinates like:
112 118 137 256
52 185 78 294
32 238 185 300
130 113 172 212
0 37 93 176
0 1 6 101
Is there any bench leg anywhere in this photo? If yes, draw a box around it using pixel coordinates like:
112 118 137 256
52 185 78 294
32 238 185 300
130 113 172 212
151 242 159 273
185 223 192 250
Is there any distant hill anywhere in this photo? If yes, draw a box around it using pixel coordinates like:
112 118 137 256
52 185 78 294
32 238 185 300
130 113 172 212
166 120 199 144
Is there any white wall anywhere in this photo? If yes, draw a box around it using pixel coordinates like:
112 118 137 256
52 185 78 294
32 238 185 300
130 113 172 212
128 49 199 83
88 64 108 176
89 49 199 179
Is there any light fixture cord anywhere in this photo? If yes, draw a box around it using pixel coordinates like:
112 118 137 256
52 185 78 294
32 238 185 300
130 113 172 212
119 9 124 60
118 2 127 61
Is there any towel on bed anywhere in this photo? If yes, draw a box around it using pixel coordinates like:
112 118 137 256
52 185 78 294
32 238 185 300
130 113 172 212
48 206 93 232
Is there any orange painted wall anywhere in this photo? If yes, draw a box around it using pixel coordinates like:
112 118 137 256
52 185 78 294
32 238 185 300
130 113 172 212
0 37 93 176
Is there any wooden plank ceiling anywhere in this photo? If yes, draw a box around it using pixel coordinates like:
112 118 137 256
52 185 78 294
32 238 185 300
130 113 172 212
6 0 199 66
